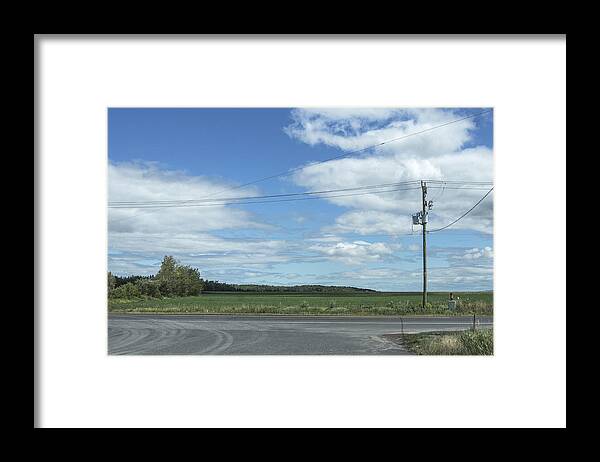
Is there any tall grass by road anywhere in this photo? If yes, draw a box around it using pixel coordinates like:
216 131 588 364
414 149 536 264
399 329 494 355
108 291 493 316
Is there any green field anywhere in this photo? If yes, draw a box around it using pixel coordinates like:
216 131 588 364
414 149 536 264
108 291 493 316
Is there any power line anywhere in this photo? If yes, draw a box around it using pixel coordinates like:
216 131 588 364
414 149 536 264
108 181 421 207
108 180 490 221
427 186 492 191
427 184 492 192
429 181 447 203
110 109 492 222
427 187 494 233
425 179 493 184
198 109 493 200
109 179 492 206
111 186 421 213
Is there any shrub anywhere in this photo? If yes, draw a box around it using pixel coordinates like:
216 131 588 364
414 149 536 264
109 282 141 299
135 279 162 298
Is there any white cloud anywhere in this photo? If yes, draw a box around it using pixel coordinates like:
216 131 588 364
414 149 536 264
460 246 494 260
108 232 301 276
285 108 477 157
285 108 493 235
108 162 266 234
107 163 414 276
326 210 418 236
318 264 493 291
108 162 296 275
308 240 395 265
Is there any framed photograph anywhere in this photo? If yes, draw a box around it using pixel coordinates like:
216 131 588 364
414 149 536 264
35 35 566 428
107 107 494 356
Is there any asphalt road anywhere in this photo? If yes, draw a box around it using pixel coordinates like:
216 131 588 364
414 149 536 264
108 314 493 355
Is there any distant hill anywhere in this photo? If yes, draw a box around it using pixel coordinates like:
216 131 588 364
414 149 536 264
203 281 377 293
112 275 377 294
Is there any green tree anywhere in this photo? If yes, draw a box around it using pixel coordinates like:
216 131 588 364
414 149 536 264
175 265 204 296
154 256 205 296
156 255 179 296
112 256 204 299
107 272 116 296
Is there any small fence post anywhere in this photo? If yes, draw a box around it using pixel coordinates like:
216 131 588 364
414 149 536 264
472 313 476 331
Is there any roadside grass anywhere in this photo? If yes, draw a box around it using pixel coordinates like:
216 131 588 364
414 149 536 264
400 329 493 355
107 292 493 316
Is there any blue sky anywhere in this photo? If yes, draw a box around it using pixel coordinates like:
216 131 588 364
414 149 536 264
108 108 493 291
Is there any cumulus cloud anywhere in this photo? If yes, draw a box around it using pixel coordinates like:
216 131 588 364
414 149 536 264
284 108 493 235
108 162 267 234
108 162 294 275
325 210 419 236
107 162 410 275
308 240 396 265
284 108 476 156
460 246 494 260
107 234 322 276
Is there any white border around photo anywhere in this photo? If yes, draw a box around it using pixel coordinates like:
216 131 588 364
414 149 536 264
35 35 566 428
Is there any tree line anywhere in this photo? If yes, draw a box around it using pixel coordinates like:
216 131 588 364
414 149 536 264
108 255 377 300
202 282 376 293
108 256 204 299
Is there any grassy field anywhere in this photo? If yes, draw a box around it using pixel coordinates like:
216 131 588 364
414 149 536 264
108 291 493 316
396 329 494 355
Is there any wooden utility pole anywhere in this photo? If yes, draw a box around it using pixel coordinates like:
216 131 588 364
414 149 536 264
421 180 428 309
